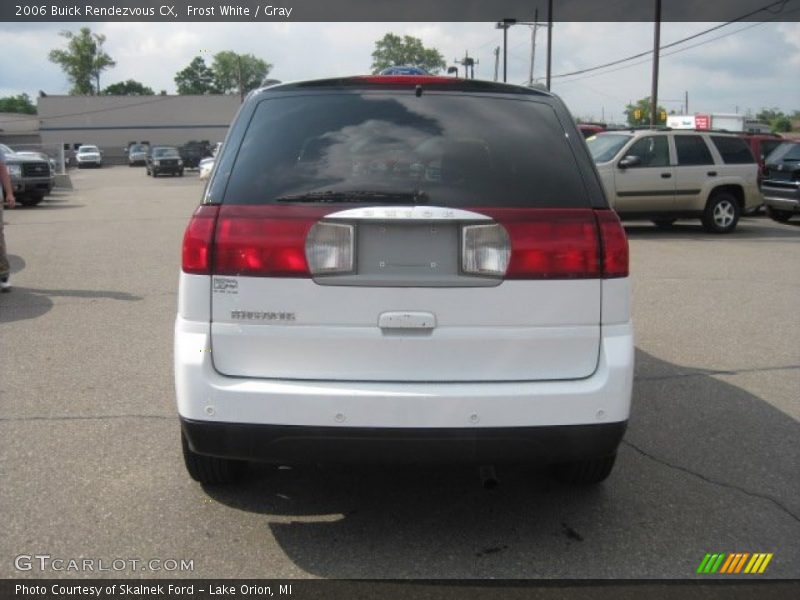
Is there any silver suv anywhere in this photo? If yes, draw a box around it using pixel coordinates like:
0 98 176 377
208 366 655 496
587 129 761 233
175 75 634 486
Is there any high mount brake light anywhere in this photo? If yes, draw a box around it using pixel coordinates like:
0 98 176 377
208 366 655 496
354 75 459 85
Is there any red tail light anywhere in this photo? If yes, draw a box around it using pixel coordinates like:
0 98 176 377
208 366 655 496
477 209 602 279
212 206 334 277
595 209 629 278
182 204 628 280
181 205 219 274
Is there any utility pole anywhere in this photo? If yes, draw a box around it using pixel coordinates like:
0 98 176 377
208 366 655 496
528 8 538 86
496 19 516 83
650 0 661 127
546 0 553 90
493 46 500 82
454 52 478 79
685 90 689 115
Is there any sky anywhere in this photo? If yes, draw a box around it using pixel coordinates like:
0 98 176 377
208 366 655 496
0 20 798 123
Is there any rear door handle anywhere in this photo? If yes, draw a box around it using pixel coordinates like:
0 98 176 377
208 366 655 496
660 173 671 179
379 311 436 330
707 171 717 177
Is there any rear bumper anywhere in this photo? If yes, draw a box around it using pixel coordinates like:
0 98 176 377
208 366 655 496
181 418 627 465
175 316 633 428
762 187 800 213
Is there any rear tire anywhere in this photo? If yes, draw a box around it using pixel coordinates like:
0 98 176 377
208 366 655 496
702 192 740 233
766 206 793 223
551 453 617 485
181 431 246 484
652 218 676 229
19 194 44 207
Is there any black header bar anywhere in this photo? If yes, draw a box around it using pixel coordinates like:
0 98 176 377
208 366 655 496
2 0 800 22
2 580 800 600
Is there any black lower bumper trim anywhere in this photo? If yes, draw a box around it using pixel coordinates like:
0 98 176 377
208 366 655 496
180 419 627 465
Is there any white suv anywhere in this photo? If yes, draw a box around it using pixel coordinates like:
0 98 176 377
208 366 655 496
175 76 634 485
586 129 761 233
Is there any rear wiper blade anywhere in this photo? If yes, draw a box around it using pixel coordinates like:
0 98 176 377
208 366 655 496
275 189 428 203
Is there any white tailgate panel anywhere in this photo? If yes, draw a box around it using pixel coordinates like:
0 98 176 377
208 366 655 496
210 278 601 382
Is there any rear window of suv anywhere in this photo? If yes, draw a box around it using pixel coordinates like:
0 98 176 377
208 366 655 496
710 136 755 164
221 92 590 208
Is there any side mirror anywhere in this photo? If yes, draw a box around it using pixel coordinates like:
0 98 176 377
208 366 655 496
618 155 641 169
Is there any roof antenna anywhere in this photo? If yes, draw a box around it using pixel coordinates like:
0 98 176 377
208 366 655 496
415 85 423 97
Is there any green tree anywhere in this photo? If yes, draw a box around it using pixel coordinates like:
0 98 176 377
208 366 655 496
755 107 784 124
174 57 218 95
370 33 446 74
211 51 272 97
625 97 668 127
0 93 37 115
755 107 799 133
48 27 116 95
771 116 792 133
103 80 155 96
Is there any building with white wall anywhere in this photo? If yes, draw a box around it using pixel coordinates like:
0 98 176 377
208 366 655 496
37 94 241 163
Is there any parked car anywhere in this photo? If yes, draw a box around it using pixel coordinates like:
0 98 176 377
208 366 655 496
738 132 786 183
146 146 184 177
176 75 633 486
127 143 149 167
0 143 53 206
75 145 103 168
761 141 800 223
586 129 761 233
14 151 57 189
179 140 212 169
198 157 214 181
14 150 56 173
578 123 606 138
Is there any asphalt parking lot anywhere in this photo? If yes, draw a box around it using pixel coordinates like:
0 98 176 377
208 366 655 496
0 166 798 579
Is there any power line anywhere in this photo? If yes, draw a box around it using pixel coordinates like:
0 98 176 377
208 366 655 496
549 0 794 80
555 14 790 86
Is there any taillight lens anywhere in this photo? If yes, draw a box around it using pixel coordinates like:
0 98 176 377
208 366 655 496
306 222 355 275
471 208 629 280
212 206 334 277
462 223 511 276
595 209 629 278
478 209 601 279
181 205 219 274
